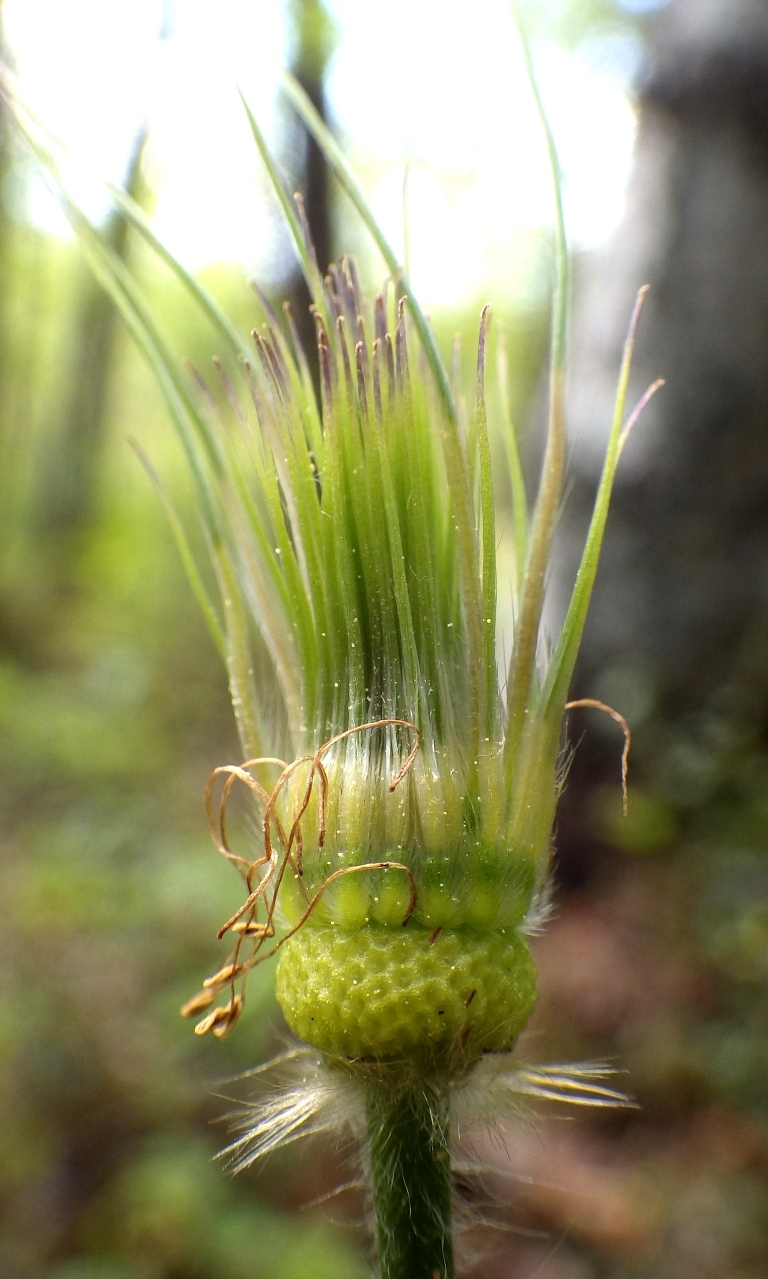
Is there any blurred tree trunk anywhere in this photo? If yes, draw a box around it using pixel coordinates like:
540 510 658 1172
0 0 11 408
555 0 768 833
288 0 334 278
33 127 149 538
285 0 337 375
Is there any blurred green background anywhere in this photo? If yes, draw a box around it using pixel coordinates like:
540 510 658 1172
3 1 768 1277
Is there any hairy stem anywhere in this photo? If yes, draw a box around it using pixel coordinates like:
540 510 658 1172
366 1081 455 1279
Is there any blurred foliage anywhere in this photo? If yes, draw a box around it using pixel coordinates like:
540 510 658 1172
3 2 768 1277
519 0 660 47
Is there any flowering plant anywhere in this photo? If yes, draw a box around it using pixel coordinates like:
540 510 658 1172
10 25 661 1278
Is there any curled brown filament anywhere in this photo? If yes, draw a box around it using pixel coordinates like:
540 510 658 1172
565 699 631 816
186 719 422 1037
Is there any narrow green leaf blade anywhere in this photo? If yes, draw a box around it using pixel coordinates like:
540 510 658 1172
128 437 226 660
107 183 250 359
540 287 658 717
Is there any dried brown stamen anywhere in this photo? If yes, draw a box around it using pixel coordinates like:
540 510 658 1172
564 698 631 815
186 719 423 1037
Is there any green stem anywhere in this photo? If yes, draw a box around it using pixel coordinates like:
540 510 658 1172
366 1081 455 1279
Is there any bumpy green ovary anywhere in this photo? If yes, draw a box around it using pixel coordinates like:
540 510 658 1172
275 924 537 1066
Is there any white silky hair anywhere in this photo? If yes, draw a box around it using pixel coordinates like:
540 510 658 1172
217 1043 635 1174
217 1047 366 1172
